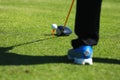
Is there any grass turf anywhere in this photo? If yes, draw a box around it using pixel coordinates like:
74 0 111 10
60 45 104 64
0 0 120 80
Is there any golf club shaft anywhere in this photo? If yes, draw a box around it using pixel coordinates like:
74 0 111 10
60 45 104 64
64 0 75 27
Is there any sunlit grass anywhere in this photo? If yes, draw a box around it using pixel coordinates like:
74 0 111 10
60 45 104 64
0 0 120 80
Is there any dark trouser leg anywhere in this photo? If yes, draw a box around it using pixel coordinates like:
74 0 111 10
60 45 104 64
72 0 102 49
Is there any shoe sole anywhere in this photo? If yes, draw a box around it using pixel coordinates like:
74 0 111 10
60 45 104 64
74 58 93 65
68 55 93 65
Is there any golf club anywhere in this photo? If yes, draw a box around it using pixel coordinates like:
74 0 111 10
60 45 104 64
52 0 75 36
64 0 75 27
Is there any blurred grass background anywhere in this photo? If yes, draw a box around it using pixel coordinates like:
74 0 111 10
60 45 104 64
0 0 120 80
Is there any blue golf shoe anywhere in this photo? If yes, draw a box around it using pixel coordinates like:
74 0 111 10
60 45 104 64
68 46 93 65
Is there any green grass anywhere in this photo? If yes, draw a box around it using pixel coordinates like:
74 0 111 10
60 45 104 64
0 0 120 80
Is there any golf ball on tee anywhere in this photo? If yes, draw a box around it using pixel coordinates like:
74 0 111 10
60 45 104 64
51 24 58 30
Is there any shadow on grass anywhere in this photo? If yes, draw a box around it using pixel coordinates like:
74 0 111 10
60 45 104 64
0 47 70 65
0 37 120 66
0 46 119 66
0 37 71 66
93 57 120 65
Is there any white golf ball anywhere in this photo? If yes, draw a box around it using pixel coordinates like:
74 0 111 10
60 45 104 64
51 24 58 30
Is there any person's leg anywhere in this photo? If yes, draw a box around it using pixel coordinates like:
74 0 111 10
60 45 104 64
68 0 102 65
72 0 102 49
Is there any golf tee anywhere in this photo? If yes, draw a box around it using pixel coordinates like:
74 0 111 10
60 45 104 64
52 29 55 36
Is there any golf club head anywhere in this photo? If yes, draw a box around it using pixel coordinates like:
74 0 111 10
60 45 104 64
56 26 72 36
